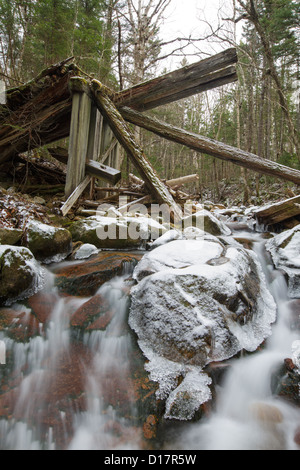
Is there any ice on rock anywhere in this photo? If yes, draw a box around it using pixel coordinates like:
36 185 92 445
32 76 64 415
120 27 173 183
266 225 300 298
165 369 212 421
74 243 99 260
292 340 300 374
129 239 276 420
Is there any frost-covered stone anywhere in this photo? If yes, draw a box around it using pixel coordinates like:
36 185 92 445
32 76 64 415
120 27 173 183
23 220 72 264
0 245 44 305
266 225 300 298
73 243 99 260
182 209 232 237
129 239 276 420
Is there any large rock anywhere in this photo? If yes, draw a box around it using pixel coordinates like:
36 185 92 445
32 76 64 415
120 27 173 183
69 214 167 250
182 209 232 237
129 238 276 420
53 251 143 297
0 245 44 306
0 227 23 245
23 220 72 264
266 225 300 298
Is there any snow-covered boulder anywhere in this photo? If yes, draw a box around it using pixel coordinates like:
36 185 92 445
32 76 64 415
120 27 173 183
129 239 276 420
0 245 44 305
266 225 300 298
69 214 167 249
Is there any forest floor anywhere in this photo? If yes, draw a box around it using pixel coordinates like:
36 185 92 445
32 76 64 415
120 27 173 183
0 154 299 232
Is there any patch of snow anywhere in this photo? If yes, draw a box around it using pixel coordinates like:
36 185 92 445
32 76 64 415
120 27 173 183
74 244 99 260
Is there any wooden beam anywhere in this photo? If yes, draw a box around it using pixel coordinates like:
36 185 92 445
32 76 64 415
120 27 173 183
254 195 300 226
85 159 121 184
65 86 91 197
48 147 121 184
120 106 300 186
90 79 182 223
113 48 238 111
61 176 91 216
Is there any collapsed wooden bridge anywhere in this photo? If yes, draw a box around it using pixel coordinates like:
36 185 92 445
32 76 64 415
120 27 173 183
0 49 299 221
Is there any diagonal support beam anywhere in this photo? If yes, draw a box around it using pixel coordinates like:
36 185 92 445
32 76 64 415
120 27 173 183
89 79 182 223
119 106 300 186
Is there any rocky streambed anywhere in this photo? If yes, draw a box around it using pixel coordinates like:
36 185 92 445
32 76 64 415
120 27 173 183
0 201 299 450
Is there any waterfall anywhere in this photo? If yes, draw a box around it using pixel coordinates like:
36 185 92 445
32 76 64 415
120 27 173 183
0 265 139 450
0 229 299 450
174 236 300 450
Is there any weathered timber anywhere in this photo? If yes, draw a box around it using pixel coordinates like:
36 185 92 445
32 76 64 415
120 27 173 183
65 87 92 197
113 48 238 111
254 195 300 226
61 176 92 216
86 159 121 184
48 147 121 184
90 79 182 222
165 174 199 188
120 106 300 186
5 57 75 111
0 64 77 165
128 172 199 190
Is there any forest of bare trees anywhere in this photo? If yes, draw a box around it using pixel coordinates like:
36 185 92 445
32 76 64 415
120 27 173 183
0 0 299 205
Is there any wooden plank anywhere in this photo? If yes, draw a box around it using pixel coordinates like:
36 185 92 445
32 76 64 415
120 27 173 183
90 79 183 223
48 147 121 184
120 106 300 186
113 48 238 111
65 90 91 197
254 195 300 225
61 176 91 216
85 159 121 184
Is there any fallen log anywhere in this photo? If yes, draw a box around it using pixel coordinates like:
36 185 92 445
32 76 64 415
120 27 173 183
120 106 300 186
128 173 199 189
254 195 300 226
113 48 238 111
165 174 199 188
90 79 182 223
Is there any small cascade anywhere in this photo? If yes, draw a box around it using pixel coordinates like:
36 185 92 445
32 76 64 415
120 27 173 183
0 223 299 451
68 273 140 450
0 262 139 450
174 234 300 450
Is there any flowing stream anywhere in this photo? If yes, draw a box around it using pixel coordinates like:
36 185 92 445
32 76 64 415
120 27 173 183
0 226 299 450
172 231 300 450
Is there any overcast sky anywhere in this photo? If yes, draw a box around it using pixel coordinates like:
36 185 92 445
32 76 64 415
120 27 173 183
160 0 236 68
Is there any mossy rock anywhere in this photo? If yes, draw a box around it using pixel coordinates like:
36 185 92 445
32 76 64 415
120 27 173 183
23 219 72 263
0 245 44 305
0 227 23 245
69 216 166 250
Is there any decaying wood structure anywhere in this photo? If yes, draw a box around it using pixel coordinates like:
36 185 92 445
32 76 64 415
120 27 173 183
254 195 300 228
0 48 299 219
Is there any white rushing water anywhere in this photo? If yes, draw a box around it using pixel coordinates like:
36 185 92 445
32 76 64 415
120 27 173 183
67 273 139 450
173 235 300 450
0 267 139 450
